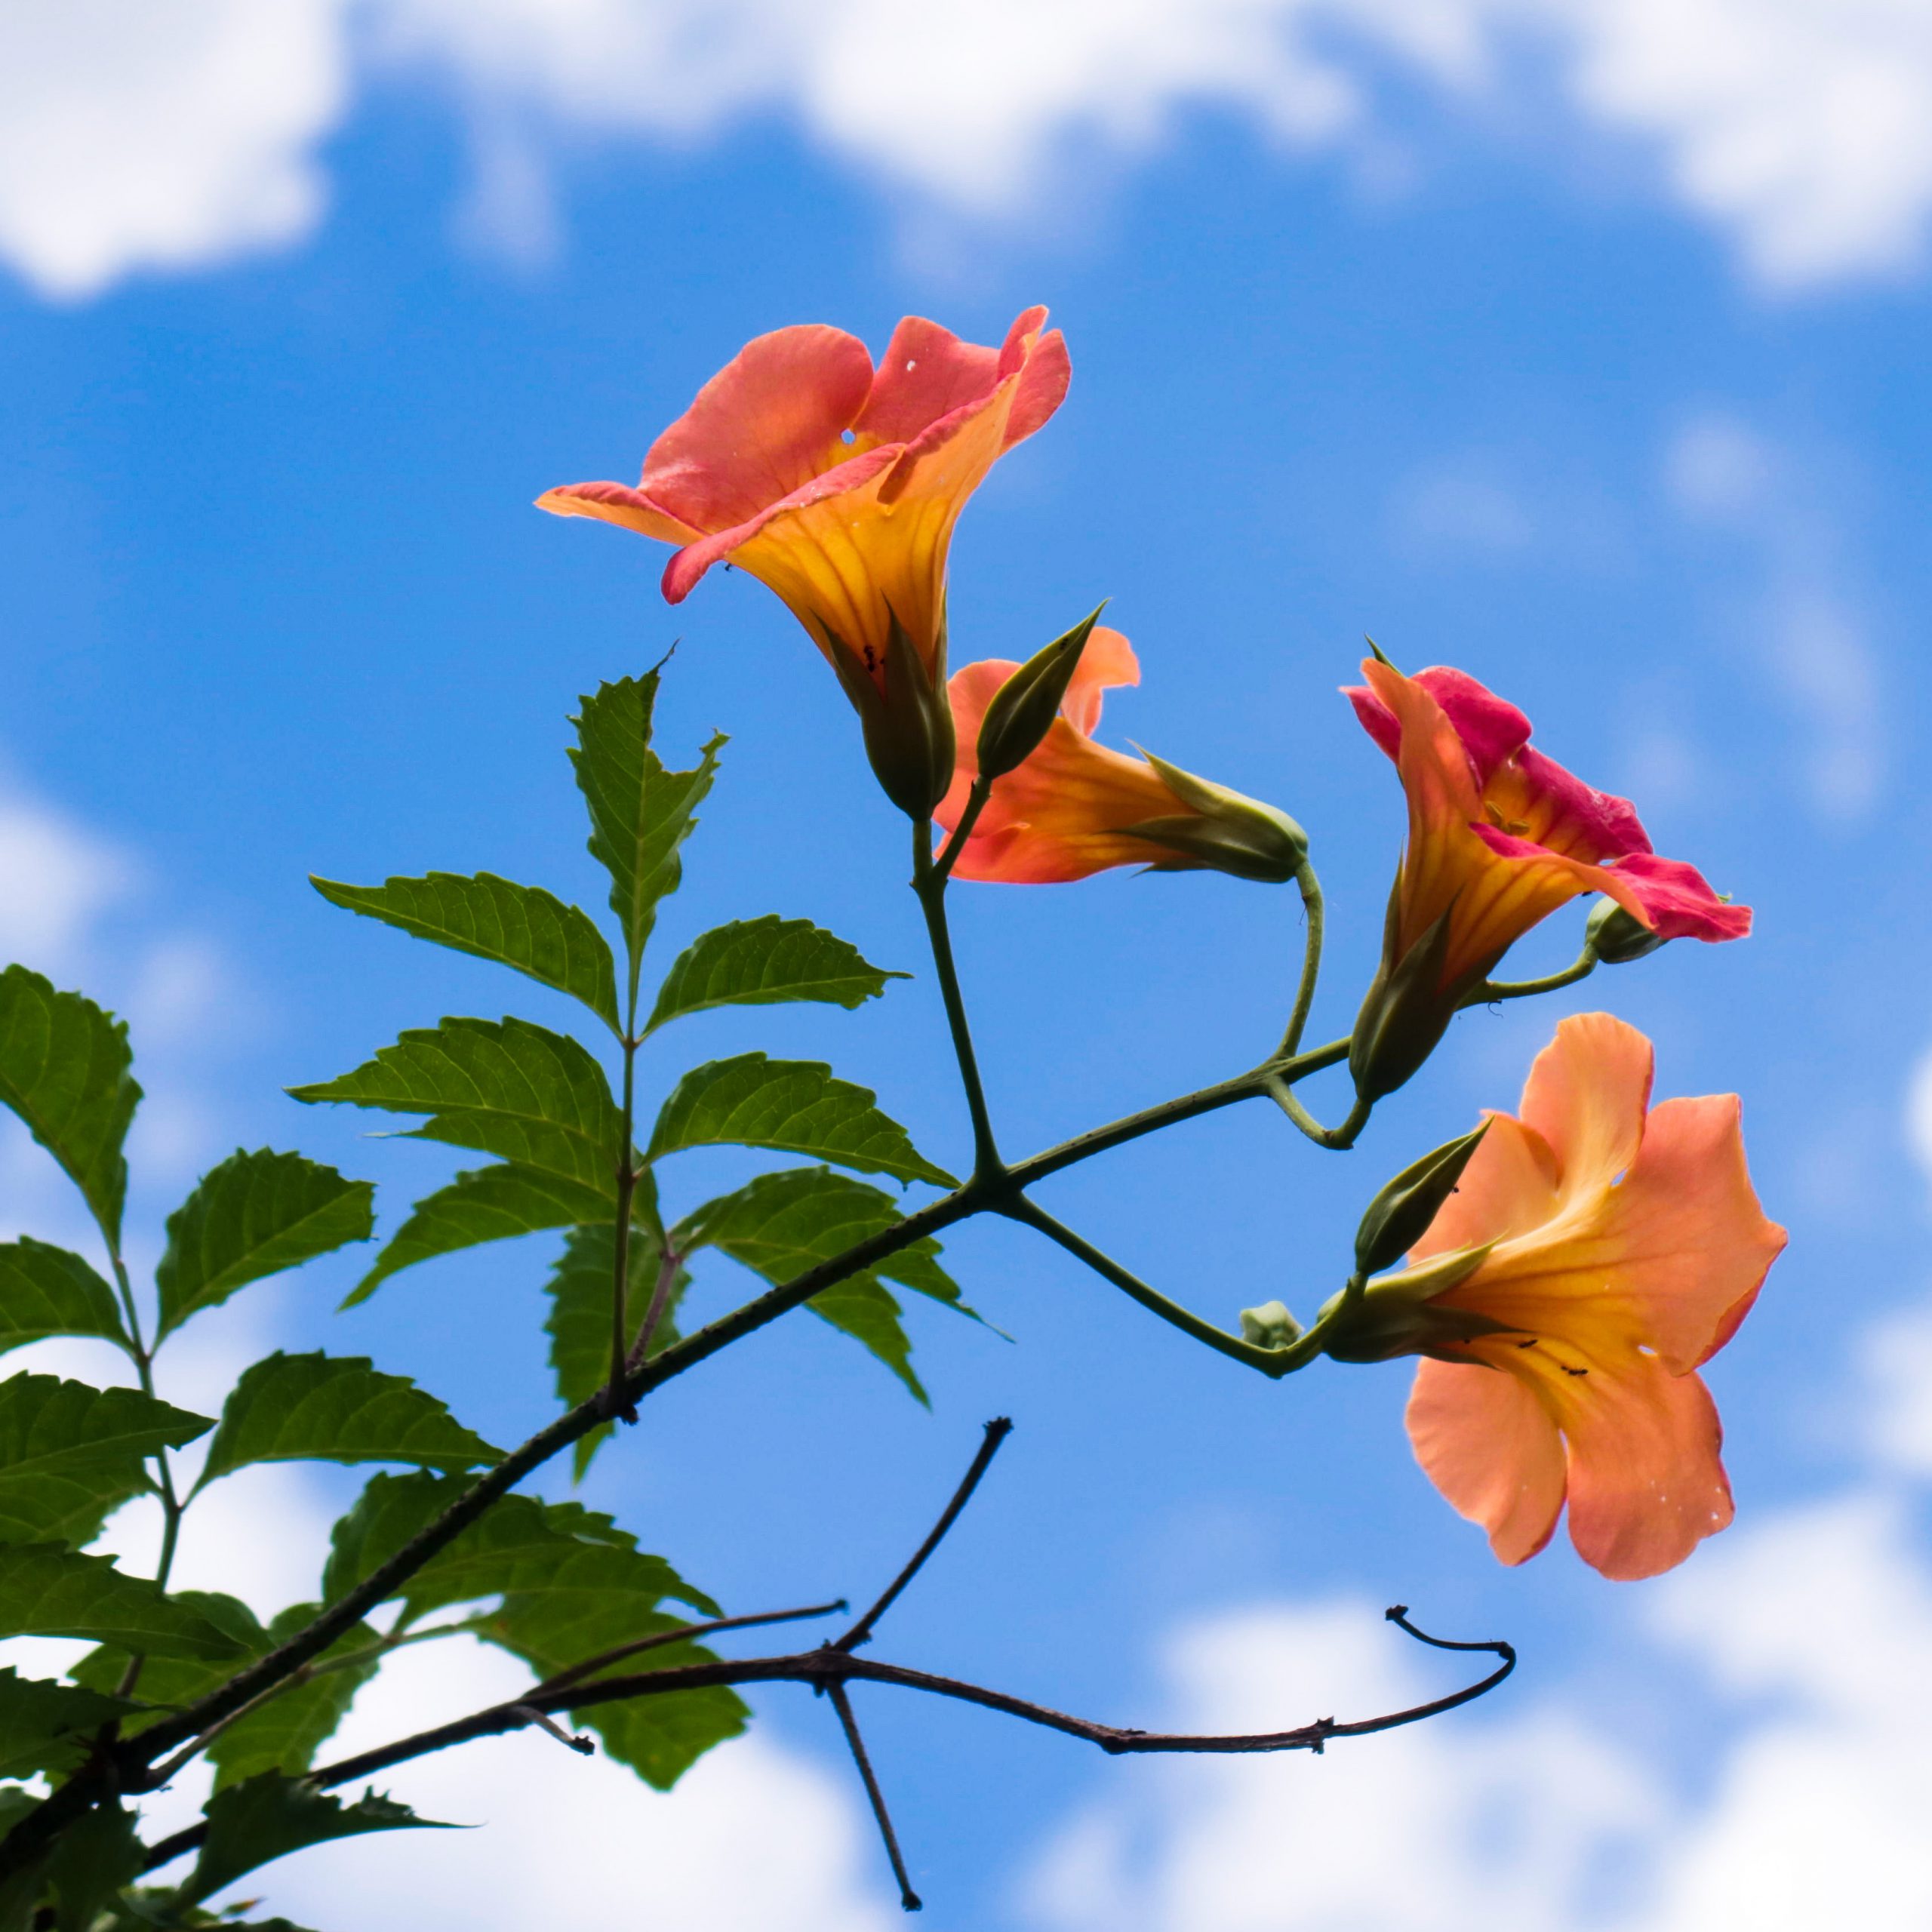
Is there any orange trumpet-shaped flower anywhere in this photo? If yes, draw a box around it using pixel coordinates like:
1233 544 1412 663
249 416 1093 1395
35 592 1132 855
1346 660 1749 1097
537 308 1070 700
935 631 1306 884
1337 1013 1785 1581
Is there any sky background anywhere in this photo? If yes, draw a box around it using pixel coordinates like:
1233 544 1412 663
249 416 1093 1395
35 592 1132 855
5 2 1932 1926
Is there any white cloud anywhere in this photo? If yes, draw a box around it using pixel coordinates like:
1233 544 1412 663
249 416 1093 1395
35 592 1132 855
1662 410 1885 822
1023 1489 1932 1932
8 0 1932 297
0 789 133 978
0 0 346 301
217 1634 899 1929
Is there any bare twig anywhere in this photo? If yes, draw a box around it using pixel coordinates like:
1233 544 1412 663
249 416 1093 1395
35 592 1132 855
533 1601 848 1699
836 1419 1012 1652
506 1706 595 1755
826 1681 921 1912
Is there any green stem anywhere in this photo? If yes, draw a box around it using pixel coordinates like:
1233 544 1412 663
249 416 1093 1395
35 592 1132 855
1274 859 1326 1060
933 774 994 881
1465 949 1596 1005
1265 1081 1373 1152
1006 1197 1297 1376
912 817 1002 1181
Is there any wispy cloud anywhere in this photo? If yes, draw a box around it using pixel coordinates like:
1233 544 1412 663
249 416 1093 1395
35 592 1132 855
7 0 1932 300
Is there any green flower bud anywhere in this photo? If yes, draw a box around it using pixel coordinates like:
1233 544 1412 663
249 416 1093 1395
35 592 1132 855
1352 1123 1491 1278
1123 752 1309 885
1586 897 1666 964
1239 1300 1303 1349
975 604 1108 781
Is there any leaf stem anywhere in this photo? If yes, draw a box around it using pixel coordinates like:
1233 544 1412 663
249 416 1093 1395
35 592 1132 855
932 775 993 883
604 1025 642 1424
1464 949 1596 1005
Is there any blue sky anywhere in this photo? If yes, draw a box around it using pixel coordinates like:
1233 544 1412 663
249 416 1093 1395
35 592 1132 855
5 4 1932 1927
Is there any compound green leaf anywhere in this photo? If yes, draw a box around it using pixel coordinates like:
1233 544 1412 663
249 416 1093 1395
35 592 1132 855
312 871 622 1036
196 1353 500 1487
0 967 140 1246
177 1774 454 1906
345 1161 613 1308
543 1221 687 1481
0 1669 140 1781
155 1149 375 1340
0 1549 246 1658
41 1802 142 1932
571 673 724 992
644 915 906 1035
323 1472 716 1623
477 1596 746 1791
0 1238 128 1358
648 1054 954 1187
69 1593 268 1741
288 1018 622 1197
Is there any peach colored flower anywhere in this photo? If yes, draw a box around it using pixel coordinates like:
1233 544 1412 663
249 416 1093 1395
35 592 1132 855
1362 1014 1784 1580
936 631 1304 884
1346 660 1749 1097
538 309 1069 700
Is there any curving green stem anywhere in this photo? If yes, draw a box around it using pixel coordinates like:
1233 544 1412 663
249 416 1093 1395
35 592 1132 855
912 817 1003 1181
1465 948 1596 1006
933 774 995 882
1274 857 1327 1060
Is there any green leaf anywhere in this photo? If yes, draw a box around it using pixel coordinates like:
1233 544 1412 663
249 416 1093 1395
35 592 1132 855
0 967 140 1246
478 1598 746 1790
195 1353 500 1488
323 1472 717 1623
0 1238 128 1358
0 1549 246 1657
155 1149 375 1340
41 1803 141 1931
288 1017 622 1197
649 1054 954 1187
206 1604 382 1788
571 673 724 995
0 1669 139 1781
0 1376 212 1549
644 915 908 1035
543 1222 687 1481
177 1774 454 1907
312 872 622 1036
344 1161 612 1309
678 1168 981 1404
69 1593 269 1737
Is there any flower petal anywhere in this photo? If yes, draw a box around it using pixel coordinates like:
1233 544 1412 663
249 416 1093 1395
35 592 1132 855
1407 1112 1561 1263
1407 1358 1567 1566
1060 626 1138 737
1518 1012 1654 1198
1559 1355 1733 1580
636 324 876 532
854 315 1003 447
535 481 700 546
1608 853 1753 942
1599 1094 1787 1373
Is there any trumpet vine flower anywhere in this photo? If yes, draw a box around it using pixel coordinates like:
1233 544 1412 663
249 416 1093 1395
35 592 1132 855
537 308 1070 702
937 631 1305 884
1343 1013 1785 1581
1346 659 1749 1097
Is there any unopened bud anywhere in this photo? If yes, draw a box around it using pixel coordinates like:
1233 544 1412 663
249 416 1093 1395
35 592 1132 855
976 605 1107 781
1585 898 1665 964
1240 1300 1303 1349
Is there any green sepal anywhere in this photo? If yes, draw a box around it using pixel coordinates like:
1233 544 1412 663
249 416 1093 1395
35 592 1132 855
1352 1123 1491 1277
1348 886 1487 1102
1123 751 1309 884
1316 1245 1507 1364
823 608 956 819
974 603 1107 780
